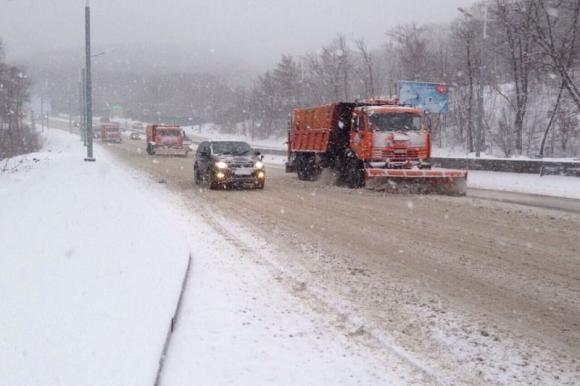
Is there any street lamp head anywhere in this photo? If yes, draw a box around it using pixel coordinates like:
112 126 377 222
457 7 474 18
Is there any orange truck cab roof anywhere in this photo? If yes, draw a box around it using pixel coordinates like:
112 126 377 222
101 123 120 128
361 105 423 115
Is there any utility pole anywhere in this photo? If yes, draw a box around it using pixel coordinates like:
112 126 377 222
84 0 95 161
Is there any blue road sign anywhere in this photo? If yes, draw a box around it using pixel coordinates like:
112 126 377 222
398 81 449 113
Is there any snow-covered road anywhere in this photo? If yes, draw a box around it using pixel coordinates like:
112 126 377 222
101 131 580 385
0 129 409 385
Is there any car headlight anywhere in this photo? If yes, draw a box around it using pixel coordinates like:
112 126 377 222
215 161 228 169
254 161 264 169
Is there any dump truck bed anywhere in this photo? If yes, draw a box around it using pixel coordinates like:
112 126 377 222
290 103 354 153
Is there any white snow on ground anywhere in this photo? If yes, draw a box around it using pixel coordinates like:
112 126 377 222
0 130 188 386
0 129 404 385
432 146 580 162
467 170 580 199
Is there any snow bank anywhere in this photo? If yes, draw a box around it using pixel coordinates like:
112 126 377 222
468 170 580 199
0 130 189 386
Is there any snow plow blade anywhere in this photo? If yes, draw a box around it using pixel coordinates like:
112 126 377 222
152 147 189 157
365 168 468 196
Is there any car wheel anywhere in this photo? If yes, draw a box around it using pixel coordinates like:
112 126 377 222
194 164 201 185
208 170 218 190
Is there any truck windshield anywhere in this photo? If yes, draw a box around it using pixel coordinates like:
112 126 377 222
368 112 421 132
211 142 252 155
159 130 179 137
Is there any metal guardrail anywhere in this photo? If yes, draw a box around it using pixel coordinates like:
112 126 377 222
430 157 580 177
154 253 193 386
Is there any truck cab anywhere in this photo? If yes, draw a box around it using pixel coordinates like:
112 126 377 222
145 124 189 157
100 123 122 143
350 104 431 169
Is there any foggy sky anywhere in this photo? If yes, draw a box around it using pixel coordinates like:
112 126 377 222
1 0 479 70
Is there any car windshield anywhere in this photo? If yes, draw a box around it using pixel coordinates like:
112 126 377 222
210 142 252 155
368 112 421 132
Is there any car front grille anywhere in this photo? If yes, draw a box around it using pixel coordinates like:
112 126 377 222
229 162 254 168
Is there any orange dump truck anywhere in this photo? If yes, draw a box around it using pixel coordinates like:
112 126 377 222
145 124 189 157
100 122 122 143
285 100 467 195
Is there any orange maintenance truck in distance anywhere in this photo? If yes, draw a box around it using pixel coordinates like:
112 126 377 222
100 122 122 143
145 124 189 157
285 99 467 195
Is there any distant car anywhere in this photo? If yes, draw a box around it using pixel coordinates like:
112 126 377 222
183 134 194 150
129 132 141 140
131 122 144 131
194 140 265 190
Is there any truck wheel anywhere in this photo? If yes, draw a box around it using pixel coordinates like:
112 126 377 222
295 154 306 180
346 159 365 188
297 158 308 180
296 154 321 181
146 144 155 155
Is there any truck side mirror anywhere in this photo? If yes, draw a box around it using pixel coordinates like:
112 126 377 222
424 116 433 130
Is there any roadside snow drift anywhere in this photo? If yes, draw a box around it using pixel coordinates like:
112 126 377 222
0 130 188 386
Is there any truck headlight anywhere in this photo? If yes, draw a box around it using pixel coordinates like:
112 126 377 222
215 161 228 169
254 161 264 169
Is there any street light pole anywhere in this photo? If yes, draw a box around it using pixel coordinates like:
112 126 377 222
84 0 95 161
81 68 87 146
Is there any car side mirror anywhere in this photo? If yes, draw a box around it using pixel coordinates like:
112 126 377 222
200 151 208 157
